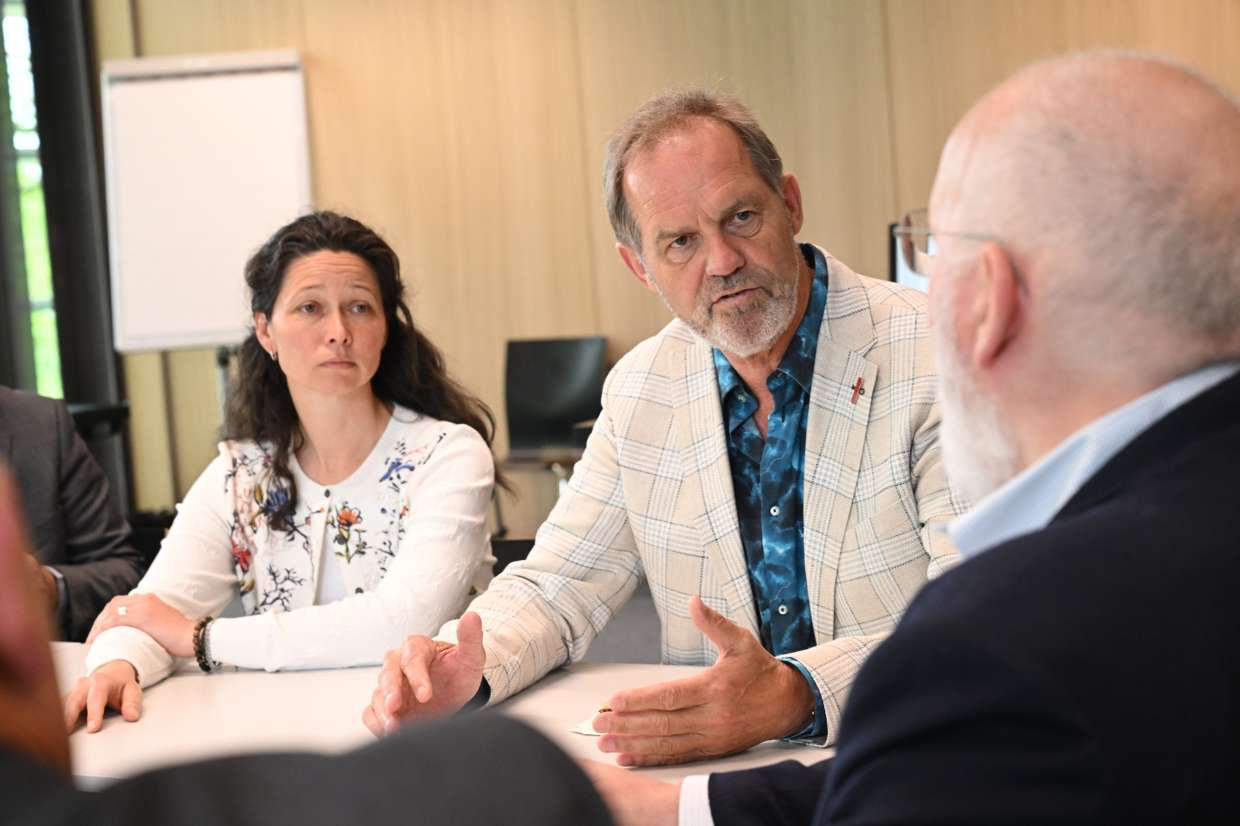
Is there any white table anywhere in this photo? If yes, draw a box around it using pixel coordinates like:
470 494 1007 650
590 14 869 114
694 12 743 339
55 643 827 788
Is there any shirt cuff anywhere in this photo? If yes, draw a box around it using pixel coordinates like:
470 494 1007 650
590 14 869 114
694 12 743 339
43 566 69 639
207 615 259 670
777 655 828 741
459 677 491 712
678 773 715 826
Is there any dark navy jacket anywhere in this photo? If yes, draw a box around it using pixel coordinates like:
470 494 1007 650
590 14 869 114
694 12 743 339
710 371 1240 824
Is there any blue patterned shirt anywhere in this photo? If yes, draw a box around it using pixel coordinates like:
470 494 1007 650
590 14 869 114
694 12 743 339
713 243 829 738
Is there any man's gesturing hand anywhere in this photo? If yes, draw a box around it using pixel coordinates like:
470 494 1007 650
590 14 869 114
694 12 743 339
592 596 814 766
362 611 486 737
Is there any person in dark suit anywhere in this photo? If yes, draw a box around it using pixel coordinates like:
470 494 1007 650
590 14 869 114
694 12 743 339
0 386 144 641
0 467 612 826
585 51 1240 825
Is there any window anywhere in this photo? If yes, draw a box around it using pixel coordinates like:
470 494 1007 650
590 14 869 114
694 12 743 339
2 0 60 397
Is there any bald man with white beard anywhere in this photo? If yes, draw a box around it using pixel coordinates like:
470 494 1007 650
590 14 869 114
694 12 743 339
586 51 1240 826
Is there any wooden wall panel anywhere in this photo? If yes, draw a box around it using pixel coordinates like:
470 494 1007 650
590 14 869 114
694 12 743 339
90 0 136 60
295 0 598 448
133 0 306 54
111 0 597 531
573 0 754 359
784 0 896 284
884 0 1240 214
91 0 1240 528
116 0 310 498
91 0 175 509
298 0 595 533
573 0 896 357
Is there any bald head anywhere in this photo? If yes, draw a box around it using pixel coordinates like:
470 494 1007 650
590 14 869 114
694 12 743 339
932 52 1240 376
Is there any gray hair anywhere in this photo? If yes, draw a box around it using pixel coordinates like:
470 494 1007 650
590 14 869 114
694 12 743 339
957 51 1240 364
603 88 784 254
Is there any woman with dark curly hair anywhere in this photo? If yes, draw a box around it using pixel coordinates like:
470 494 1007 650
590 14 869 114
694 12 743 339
66 212 498 731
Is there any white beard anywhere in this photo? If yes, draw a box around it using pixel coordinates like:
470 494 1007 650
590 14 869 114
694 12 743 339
648 265 798 358
934 299 1022 504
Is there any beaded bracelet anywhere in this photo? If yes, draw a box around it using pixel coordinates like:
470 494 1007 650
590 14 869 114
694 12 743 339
192 617 215 673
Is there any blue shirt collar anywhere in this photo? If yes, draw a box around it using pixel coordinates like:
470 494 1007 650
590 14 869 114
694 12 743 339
948 361 1240 559
713 244 826 400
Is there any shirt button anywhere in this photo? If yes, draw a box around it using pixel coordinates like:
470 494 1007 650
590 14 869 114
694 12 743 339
324 489 331 498
777 604 789 616
769 505 780 517
354 587 364 595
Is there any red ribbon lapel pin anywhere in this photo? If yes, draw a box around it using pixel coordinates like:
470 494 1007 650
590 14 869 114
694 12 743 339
850 376 865 404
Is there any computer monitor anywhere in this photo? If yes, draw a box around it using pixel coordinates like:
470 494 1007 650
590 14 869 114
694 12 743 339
888 221 929 293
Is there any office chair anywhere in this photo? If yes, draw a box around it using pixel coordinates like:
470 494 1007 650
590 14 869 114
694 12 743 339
490 538 535 576
493 337 605 538
504 336 605 460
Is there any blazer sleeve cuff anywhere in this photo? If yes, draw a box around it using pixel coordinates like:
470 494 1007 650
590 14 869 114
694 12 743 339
459 677 491 712
43 565 70 639
777 655 829 745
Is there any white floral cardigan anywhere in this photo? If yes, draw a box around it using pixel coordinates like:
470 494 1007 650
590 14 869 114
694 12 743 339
86 406 494 687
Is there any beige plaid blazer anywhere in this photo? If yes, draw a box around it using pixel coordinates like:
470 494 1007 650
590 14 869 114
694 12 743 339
450 253 961 743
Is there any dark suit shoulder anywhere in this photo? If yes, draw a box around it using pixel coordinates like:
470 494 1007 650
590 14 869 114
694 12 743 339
845 449 1240 821
0 388 68 539
2 715 610 826
822 592 1105 825
0 386 65 447
910 452 1240 646
0 385 61 416
821 380 1240 823
0 750 80 824
1 387 144 640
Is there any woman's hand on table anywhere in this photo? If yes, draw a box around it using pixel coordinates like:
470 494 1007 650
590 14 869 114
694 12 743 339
86 593 195 657
62 659 142 733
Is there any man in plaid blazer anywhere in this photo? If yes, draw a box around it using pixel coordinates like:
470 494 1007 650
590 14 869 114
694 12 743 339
584 53 1240 825
363 90 961 765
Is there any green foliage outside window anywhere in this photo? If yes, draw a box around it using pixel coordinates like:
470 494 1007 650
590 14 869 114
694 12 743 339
3 0 60 397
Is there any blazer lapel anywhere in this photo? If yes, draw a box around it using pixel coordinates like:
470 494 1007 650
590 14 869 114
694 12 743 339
803 254 879 641
671 337 760 637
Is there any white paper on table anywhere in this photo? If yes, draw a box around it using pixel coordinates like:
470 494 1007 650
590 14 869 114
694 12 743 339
572 717 603 736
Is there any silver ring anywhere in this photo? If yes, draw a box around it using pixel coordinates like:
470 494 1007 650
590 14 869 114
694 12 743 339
117 605 128 617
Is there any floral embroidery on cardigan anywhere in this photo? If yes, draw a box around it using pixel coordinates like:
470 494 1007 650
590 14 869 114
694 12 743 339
379 431 445 493
253 564 308 612
374 431 442 574
376 502 409 576
328 503 369 564
218 420 450 614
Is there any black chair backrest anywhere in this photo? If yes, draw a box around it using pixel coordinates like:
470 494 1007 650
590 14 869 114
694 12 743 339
491 538 535 576
130 509 176 566
504 337 605 452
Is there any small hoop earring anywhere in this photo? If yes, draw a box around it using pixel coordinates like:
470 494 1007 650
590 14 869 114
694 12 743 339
269 350 278 363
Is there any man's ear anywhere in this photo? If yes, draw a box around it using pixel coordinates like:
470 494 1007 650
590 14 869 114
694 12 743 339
616 243 656 293
971 243 1022 367
780 174 804 235
254 312 275 355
